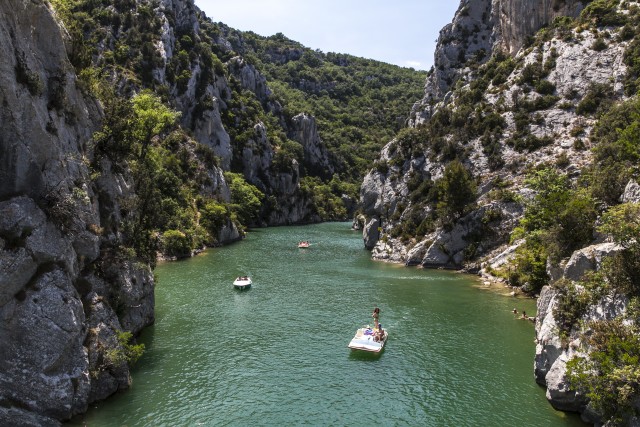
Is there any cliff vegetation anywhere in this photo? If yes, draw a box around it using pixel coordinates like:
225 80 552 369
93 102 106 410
359 0 640 424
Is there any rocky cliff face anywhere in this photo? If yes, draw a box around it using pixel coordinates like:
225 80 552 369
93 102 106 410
411 0 587 125
534 245 632 424
0 0 153 424
360 1 639 422
362 0 627 270
0 0 341 421
141 7 332 226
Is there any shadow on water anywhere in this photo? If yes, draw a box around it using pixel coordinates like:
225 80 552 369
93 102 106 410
347 349 385 362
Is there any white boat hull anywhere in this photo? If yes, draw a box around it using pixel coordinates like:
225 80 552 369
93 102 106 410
348 328 388 353
233 278 252 289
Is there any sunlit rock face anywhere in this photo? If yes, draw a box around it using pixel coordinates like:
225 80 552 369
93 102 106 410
411 0 586 125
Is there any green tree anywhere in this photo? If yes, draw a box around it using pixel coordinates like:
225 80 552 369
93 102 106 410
161 229 192 258
131 91 181 159
568 319 640 423
225 172 264 227
434 160 477 226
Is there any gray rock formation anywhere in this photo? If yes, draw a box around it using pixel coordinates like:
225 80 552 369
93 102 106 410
561 242 622 282
362 0 628 271
363 217 380 250
534 239 632 421
289 113 334 177
0 0 154 423
535 284 629 418
411 0 587 125
621 180 640 203
356 0 639 423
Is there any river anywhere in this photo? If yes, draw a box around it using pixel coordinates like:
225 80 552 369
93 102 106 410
70 222 585 426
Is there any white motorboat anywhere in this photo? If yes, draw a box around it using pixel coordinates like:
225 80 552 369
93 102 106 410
233 276 252 290
348 326 388 353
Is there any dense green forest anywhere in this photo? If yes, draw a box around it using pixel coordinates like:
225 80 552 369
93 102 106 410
226 30 428 180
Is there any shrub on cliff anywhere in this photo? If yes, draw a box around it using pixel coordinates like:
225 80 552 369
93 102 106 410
434 160 477 227
225 172 264 227
567 319 640 424
161 230 192 258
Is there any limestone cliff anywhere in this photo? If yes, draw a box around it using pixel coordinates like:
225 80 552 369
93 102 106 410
411 0 587 125
360 1 639 422
362 0 628 270
0 0 153 424
116 3 333 226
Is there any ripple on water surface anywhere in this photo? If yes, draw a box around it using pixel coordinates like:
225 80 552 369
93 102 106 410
70 223 586 427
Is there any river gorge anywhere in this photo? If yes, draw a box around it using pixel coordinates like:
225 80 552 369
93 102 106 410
70 223 584 426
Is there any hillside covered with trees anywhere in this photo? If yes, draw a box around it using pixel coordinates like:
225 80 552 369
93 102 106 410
49 0 427 260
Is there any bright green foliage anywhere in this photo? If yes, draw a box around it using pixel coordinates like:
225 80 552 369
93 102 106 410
518 168 597 263
600 203 640 249
520 168 572 231
200 201 229 235
579 0 627 27
434 160 477 226
131 90 181 159
300 177 350 221
224 172 264 227
161 230 192 258
552 278 595 338
509 168 598 293
105 330 145 366
597 203 640 296
510 238 549 294
568 319 640 423
587 97 640 204
88 75 237 262
559 203 640 422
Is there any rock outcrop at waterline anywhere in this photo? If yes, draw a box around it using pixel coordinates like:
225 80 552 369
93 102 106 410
360 0 625 269
0 0 153 423
359 0 639 423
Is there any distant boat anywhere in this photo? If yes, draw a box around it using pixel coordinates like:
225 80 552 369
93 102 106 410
348 326 388 353
297 241 311 248
233 276 252 290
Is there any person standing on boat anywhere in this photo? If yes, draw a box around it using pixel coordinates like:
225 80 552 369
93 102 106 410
372 307 380 329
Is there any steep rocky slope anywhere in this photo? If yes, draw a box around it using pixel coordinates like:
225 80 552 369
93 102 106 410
361 0 626 270
0 0 154 424
359 0 640 424
410 0 587 124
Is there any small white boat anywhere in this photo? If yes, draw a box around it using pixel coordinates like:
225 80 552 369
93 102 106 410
348 326 388 353
297 241 310 248
233 276 252 290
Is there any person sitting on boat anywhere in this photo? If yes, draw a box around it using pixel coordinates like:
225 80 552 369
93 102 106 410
374 325 384 342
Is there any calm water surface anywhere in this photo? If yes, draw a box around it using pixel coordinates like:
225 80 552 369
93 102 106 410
71 222 585 426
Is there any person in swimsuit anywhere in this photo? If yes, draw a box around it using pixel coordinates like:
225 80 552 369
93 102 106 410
372 307 380 328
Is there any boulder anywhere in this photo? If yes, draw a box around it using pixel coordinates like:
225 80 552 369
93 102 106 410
562 243 622 282
363 217 380 250
621 180 640 203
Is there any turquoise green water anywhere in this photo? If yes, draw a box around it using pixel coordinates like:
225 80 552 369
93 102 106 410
71 222 585 426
